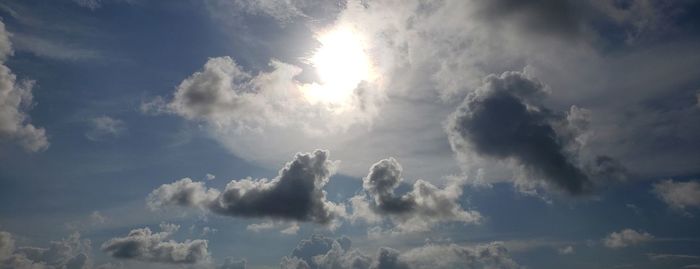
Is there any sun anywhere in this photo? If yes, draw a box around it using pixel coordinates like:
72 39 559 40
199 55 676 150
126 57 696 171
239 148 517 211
302 26 373 105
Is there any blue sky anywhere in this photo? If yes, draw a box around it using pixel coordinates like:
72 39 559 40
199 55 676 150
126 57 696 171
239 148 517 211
0 1 700 269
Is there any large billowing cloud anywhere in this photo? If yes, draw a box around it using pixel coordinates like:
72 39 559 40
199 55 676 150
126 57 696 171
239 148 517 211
280 234 521 269
155 0 700 193
447 71 625 195
148 150 346 225
350 158 481 232
0 230 92 269
162 55 381 133
0 21 48 152
653 179 700 213
101 223 210 265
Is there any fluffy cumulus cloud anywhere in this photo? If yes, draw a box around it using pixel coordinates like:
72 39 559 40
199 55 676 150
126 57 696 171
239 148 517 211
447 71 625 195
0 230 92 269
653 179 700 212
281 234 521 269
603 228 654 248
148 150 346 224
350 158 481 232
0 21 48 152
100 223 210 265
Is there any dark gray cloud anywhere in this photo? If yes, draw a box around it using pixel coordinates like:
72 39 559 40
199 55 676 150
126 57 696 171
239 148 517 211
0 21 48 152
281 235 521 269
100 224 210 264
372 247 408 269
474 0 583 39
361 158 416 214
351 157 481 232
148 150 345 224
0 230 92 269
447 71 624 195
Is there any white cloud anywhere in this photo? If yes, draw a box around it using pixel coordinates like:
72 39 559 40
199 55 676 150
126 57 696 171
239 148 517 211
603 229 654 248
0 21 48 152
350 157 481 233
653 179 700 212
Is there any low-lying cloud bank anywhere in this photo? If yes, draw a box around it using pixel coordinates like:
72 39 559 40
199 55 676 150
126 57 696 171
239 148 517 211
0 230 92 269
280 234 522 269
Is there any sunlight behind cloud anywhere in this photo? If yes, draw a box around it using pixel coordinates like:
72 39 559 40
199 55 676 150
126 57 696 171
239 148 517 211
303 25 374 107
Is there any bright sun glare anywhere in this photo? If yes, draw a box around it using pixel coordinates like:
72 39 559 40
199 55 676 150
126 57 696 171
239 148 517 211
303 26 372 105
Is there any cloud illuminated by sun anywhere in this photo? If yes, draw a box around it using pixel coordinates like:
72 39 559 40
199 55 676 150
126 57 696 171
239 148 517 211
302 25 374 106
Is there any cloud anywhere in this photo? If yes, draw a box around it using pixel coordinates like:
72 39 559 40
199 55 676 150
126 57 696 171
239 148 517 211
447 71 624 195
219 257 246 269
65 211 108 231
204 0 343 23
281 234 521 269
72 0 135 10
0 21 48 152
280 234 361 269
174 0 695 187
557 245 574 255
653 179 700 212
473 0 584 39
148 150 346 225
350 157 481 232
603 228 654 248
0 230 92 269
163 56 379 133
247 220 300 235
9 33 101 61
100 223 210 264
647 253 700 261
85 116 126 141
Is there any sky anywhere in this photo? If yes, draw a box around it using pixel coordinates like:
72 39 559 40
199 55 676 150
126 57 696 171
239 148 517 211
0 0 699 268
